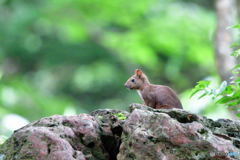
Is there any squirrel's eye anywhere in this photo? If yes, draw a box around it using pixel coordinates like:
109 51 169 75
131 79 135 83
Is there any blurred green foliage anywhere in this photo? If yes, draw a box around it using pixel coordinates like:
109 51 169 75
0 0 217 136
191 25 240 116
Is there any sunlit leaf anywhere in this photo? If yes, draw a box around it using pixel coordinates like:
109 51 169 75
190 80 210 98
198 80 210 88
230 24 240 29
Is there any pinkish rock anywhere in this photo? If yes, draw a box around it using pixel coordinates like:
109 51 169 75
1 104 240 160
0 110 128 160
117 104 240 160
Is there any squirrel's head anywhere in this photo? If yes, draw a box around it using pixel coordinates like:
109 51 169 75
124 69 149 90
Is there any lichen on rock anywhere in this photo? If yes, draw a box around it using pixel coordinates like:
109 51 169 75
0 104 240 160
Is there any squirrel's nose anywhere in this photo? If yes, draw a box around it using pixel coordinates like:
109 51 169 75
124 84 128 88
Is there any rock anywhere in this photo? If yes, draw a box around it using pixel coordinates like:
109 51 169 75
0 110 128 160
117 104 240 160
0 104 240 160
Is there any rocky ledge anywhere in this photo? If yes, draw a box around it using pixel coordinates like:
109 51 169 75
1 104 240 160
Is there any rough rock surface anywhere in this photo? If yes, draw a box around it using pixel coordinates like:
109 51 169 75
0 110 128 160
1 104 240 160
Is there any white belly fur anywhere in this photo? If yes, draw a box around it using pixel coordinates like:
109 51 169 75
137 90 144 101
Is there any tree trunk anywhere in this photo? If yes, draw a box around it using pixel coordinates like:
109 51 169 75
215 0 238 119
215 0 236 82
237 0 240 21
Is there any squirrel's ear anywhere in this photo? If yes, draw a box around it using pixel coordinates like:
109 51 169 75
135 69 142 77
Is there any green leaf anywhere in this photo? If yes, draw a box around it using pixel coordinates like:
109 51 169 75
230 42 239 48
236 113 240 117
198 92 207 99
231 64 240 72
230 24 240 29
198 80 210 88
231 91 240 98
231 49 240 57
234 78 240 84
216 96 233 104
0 136 7 145
190 88 201 98
190 80 211 98
114 113 126 120
227 100 239 106
118 116 126 120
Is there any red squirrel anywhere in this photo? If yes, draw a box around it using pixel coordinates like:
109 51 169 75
124 69 183 109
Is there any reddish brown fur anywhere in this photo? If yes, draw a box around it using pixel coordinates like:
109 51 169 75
124 69 183 109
